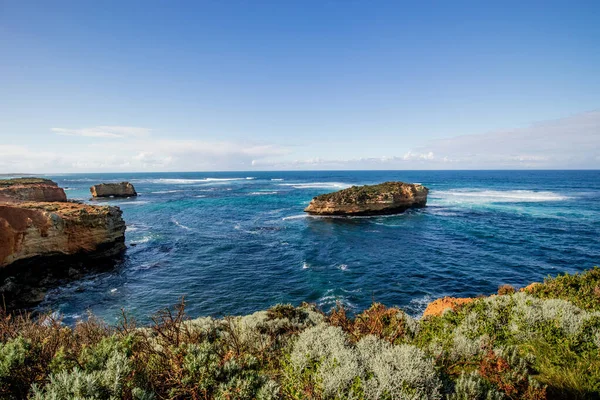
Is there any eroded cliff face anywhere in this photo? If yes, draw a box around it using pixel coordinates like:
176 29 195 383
304 181 429 216
0 202 126 268
0 177 128 309
0 178 67 202
90 182 137 198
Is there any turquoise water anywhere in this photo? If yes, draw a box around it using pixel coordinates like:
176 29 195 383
36 170 600 324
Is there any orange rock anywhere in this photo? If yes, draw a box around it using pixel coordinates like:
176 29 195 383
0 201 125 268
0 178 67 202
521 282 541 293
423 297 475 317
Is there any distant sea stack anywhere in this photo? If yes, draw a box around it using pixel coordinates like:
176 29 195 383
0 177 67 203
90 182 137 198
304 181 429 216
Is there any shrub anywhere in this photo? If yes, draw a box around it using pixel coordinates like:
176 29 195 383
449 371 504 400
527 267 600 311
287 324 442 399
498 285 516 296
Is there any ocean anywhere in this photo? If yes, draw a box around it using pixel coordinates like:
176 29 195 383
33 170 600 324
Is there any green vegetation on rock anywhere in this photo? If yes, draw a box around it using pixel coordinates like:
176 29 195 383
0 178 56 187
1 268 599 399
311 181 426 204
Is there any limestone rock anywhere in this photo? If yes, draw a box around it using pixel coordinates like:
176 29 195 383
304 181 429 216
0 201 126 268
90 182 137 198
0 178 67 202
422 297 474 317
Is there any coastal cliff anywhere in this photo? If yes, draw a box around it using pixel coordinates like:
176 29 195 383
305 181 429 216
0 202 126 268
0 178 67 202
0 177 127 309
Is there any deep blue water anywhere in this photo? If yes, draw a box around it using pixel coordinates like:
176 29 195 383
30 170 600 324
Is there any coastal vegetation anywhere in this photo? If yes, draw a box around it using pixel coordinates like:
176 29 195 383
1 267 599 399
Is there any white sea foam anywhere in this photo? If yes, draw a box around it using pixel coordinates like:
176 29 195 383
172 218 193 231
110 288 117 293
151 190 182 194
278 182 352 189
249 191 278 195
110 200 150 206
271 178 284 181
317 293 356 310
406 295 435 318
282 214 307 221
432 189 569 204
136 178 249 184
195 195 207 198
131 236 152 244
302 262 310 269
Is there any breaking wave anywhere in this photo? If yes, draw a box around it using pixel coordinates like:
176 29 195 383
431 189 569 204
278 182 351 189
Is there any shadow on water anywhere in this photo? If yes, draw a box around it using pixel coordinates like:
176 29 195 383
0 249 125 313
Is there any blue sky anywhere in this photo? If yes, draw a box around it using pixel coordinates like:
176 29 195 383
0 0 599 172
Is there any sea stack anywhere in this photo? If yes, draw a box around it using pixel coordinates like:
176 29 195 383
90 182 137 198
304 181 429 216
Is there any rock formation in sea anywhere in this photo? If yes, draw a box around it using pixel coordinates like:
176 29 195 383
304 181 429 216
90 182 137 198
0 177 127 310
0 178 67 202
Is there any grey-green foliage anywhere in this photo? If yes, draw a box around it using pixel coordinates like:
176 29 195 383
289 324 442 399
181 341 278 400
449 371 504 400
0 336 29 378
30 349 132 399
356 335 442 400
442 293 600 362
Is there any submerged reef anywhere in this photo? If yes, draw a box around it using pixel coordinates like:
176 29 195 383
304 181 429 216
1 267 599 399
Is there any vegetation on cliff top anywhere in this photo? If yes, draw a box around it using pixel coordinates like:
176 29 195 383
1 267 599 399
311 181 427 204
0 178 57 187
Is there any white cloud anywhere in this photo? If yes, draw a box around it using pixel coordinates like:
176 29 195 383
51 126 151 138
2 111 598 172
251 110 600 170
409 110 600 168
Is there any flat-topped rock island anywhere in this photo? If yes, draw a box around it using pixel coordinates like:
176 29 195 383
304 181 429 216
90 181 137 198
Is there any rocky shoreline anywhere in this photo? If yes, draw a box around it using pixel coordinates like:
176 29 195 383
0 178 126 310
